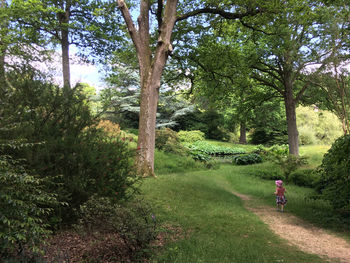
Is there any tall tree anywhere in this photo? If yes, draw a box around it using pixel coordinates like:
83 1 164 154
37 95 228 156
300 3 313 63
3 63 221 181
242 0 330 155
313 1 350 134
117 0 261 176
0 0 8 90
12 0 123 88
0 0 52 93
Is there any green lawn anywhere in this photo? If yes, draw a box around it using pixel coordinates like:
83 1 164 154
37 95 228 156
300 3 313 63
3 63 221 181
142 145 349 262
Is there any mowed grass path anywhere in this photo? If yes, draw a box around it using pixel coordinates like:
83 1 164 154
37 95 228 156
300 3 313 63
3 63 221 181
142 165 332 263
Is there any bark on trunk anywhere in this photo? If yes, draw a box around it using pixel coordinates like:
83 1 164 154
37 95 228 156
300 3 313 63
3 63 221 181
284 84 299 155
137 76 160 176
61 29 70 89
0 0 8 91
0 46 6 90
341 117 348 135
117 0 178 176
58 1 71 89
239 122 247 144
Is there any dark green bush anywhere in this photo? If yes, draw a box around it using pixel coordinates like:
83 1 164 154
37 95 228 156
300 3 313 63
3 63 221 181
250 129 288 145
76 195 157 261
232 153 263 165
1 78 138 225
316 135 350 211
34 132 138 223
289 169 319 188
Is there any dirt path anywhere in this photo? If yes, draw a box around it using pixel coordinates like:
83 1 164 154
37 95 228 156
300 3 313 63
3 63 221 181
232 191 350 263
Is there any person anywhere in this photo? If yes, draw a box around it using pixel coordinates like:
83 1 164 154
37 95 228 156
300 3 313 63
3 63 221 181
274 180 287 212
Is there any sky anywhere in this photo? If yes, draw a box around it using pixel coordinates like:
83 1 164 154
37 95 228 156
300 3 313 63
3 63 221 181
48 47 106 91
70 59 105 90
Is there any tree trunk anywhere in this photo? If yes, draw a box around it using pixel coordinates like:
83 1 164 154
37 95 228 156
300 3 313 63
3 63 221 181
341 117 348 135
136 74 160 177
117 0 178 176
58 1 71 89
284 83 299 155
0 45 6 90
61 28 70 89
0 0 7 91
239 122 247 144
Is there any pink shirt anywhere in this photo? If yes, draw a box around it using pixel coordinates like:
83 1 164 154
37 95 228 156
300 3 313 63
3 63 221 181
276 187 285 197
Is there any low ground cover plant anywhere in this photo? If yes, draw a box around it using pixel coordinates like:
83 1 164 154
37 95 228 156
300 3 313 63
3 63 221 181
184 141 245 158
232 153 263 165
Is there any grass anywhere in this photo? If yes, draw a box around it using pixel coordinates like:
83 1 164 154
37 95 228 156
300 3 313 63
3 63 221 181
142 170 327 263
299 145 330 168
154 150 207 174
142 144 350 262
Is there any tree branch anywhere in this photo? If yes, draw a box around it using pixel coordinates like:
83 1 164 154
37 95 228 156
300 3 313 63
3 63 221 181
251 62 284 85
239 20 275 35
117 0 141 53
251 72 284 95
295 83 308 102
157 0 163 31
176 7 260 22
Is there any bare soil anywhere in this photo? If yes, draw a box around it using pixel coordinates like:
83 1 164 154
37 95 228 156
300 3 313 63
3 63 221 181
232 191 350 263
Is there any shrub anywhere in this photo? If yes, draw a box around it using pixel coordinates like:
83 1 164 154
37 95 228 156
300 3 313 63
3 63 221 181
31 132 139 224
298 126 317 145
1 80 139 224
126 128 139 135
188 149 212 162
297 106 342 145
269 154 308 183
76 195 157 261
250 129 288 145
155 128 179 150
96 119 121 137
163 137 187 156
232 153 263 165
267 144 289 156
155 128 186 155
0 155 60 259
265 145 308 183
97 120 138 145
316 135 350 211
289 169 320 187
178 130 205 143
